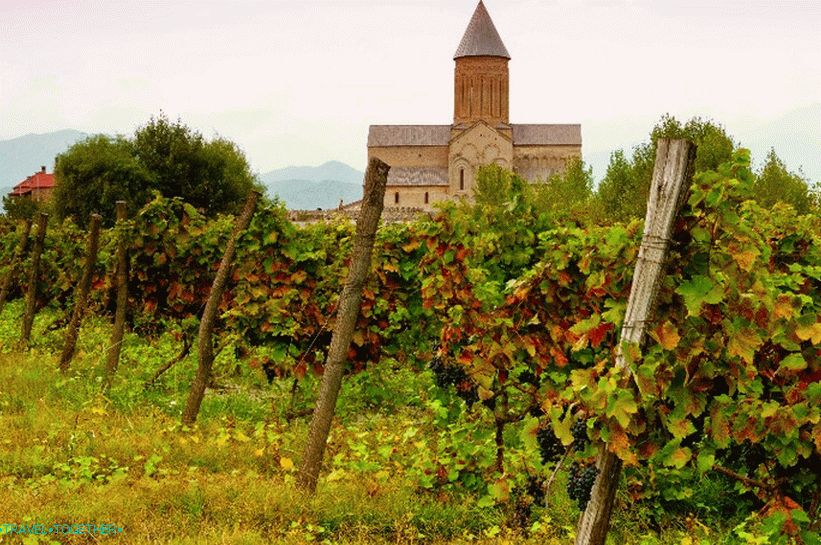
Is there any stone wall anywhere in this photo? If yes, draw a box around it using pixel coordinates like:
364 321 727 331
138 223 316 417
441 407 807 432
512 145 582 182
367 145 449 168
384 186 449 208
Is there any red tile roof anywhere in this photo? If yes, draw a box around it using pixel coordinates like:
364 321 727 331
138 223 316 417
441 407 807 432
10 170 56 196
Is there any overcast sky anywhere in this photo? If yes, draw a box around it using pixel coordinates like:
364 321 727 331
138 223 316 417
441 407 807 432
2 0 819 179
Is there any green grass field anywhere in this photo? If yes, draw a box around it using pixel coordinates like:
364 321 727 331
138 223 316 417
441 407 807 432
0 301 769 544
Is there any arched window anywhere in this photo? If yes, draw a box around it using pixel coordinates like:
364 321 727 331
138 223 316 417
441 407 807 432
459 168 465 191
394 192 399 204
424 191 429 204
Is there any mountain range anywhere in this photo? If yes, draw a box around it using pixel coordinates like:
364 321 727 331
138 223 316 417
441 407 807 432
260 161 364 210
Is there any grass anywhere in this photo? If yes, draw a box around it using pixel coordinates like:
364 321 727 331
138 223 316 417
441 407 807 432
0 301 759 544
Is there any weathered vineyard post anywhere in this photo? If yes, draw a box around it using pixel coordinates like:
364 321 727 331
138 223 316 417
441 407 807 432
20 213 48 345
59 213 103 371
575 139 696 545
102 201 129 391
181 190 260 425
297 158 390 493
0 218 33 315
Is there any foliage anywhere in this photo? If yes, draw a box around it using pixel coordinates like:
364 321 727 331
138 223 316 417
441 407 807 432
1 194 44 221
1 311 752 544
0 147 818 541
753 149 814 214
53 135 154 226
532 157 596 221
52 115 260 227
596 115 735 221
131 115 261 217
424 149 820 538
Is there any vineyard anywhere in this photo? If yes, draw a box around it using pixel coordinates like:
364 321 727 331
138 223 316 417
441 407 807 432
0 148 819 544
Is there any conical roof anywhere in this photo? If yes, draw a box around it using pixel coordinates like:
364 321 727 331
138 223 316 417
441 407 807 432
454 1 510 60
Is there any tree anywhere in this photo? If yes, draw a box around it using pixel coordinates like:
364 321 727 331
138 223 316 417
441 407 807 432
53 135 152 225
532 157 595 219
473 163 532 208
53 115 261 225
131 115 259 217
595 115 735 221
1 194 41 221
752 148 813 214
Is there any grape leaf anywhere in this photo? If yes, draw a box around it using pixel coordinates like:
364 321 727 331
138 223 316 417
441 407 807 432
676 275 724 315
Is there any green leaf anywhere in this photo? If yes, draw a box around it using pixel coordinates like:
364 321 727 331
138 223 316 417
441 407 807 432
780 353 807 372
520 417 540 452
727 325 763 365
606 390 638 428
569 314 601 335
659 439 692 469
676 275 724 315
477 495 495 508
697 451 715 473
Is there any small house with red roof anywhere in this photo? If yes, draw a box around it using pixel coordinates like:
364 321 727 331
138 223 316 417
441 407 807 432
9 166 56 202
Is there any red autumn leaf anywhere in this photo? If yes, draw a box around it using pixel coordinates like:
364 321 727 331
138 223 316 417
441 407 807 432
589 322 613 348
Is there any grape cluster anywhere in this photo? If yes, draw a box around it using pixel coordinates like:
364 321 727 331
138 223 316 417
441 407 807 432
537 425 563 464
567 462 598 511
571 419 589 451
526 475 546 506
517 370 540 387
429 349 479 407
455 383 479 407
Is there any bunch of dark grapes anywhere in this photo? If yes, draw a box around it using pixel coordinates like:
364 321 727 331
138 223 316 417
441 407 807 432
571 419 589 451
429 349 479 407
567 462 599 511
526 475 546 506
537 425 564 464
517 370 540 387
455 383 479 407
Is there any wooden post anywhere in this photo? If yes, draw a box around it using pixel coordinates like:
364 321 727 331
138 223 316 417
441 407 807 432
102 202 129 391
0 218 33 315
575 139 695 545
59 213 103 371
181 191 260 425
20 213 48 345
297 158 390 493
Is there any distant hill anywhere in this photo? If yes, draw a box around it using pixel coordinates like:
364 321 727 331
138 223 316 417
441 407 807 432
737 103 821 182
260 161 365 210
0 130 88 210
0 129 88 187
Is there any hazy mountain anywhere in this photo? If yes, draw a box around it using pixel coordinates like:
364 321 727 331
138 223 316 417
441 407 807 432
260 161 365 210
735 104 821 182
0 129 88 187
261 161 363 186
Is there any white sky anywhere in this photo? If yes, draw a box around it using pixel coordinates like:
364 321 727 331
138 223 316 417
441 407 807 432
1 0 820 179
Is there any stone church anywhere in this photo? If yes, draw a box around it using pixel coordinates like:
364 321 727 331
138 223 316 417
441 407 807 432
367 1 582 210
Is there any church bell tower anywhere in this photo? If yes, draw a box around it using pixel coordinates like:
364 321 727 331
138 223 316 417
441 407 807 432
453 1 510 127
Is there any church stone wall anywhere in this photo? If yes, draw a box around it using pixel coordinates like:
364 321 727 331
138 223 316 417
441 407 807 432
448 122 513 196
512 145 582 181
384 186 449 208
454 56 509 126
367 146 449 168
